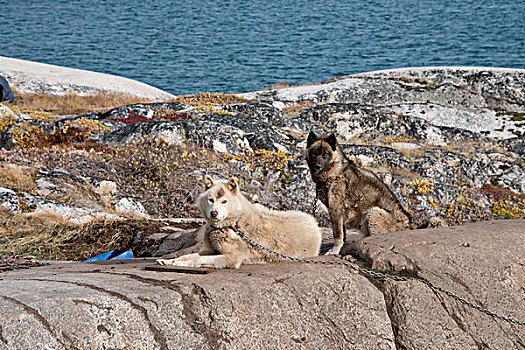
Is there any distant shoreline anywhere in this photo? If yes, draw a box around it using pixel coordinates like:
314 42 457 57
2 56 525 101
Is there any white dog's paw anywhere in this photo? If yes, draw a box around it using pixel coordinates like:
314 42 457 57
156 259 175 266
324 247 342 256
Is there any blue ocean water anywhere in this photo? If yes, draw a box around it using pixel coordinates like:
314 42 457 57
1 0 524 95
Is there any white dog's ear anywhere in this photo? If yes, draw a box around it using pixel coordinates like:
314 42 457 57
204 175 215 190
226 177 238 194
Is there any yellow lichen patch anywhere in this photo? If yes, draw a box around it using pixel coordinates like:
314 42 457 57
492 198 525 219
172 92 248 115
224 148 293 175
2 108 110 148
385 137 412 143
410 179 434 195
60 118 109 138
0 106 18 131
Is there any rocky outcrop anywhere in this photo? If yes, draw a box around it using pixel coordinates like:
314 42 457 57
0 75 14 103
22 192 122 224
242 67 525 138
0 187 20 213
1 68 523 228
0 66 524 349
0 220 523 349
0 56 175 100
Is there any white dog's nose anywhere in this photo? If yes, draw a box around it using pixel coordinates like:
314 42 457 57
210 210 218 218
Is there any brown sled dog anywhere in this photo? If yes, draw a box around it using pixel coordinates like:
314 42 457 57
305 131 411 255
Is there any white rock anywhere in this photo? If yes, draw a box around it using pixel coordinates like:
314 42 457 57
95 180 117 198
0 187 21 213
22 193 121 224
115 197 150 219
212 139 228 153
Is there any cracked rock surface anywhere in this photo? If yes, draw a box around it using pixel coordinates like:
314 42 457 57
1 220 523 349
349 219 525 350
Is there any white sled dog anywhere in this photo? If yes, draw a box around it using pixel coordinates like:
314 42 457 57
157 176 322 269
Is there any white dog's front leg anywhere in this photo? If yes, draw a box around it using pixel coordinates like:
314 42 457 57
156 253 199 266
159 254 241 269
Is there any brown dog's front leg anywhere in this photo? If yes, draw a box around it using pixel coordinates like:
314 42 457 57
326 214 344 255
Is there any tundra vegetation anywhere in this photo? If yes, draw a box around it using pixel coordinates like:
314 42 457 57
0 83 523 261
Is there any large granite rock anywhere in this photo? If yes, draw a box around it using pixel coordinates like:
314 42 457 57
0 220 523 349
0 259 395 349
348 219 525 349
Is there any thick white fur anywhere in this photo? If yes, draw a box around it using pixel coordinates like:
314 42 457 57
157 176 322 269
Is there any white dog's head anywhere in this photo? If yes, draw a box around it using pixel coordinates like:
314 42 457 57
197 175 243 227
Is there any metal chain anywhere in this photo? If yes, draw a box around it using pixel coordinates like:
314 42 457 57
233 227 525 326
311 193 319 217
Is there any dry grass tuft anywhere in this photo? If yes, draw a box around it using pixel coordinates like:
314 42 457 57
265 81 292 90
0 164 37 192
7 87 150 115
0 208 170 260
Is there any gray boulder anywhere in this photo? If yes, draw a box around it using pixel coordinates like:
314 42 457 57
0 74 14 102
348 219 525 349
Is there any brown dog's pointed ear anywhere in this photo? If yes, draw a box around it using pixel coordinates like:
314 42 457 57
307 131 318 148
326 133 338 151
204 175 215 190
226 177 238 194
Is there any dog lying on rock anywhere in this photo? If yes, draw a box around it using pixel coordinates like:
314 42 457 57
157 176 322 268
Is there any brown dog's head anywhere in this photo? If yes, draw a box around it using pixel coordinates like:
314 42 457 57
305 131 339 175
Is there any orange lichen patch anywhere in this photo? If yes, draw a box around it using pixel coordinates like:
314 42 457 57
385 137 412 143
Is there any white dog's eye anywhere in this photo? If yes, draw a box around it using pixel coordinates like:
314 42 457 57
221 199 228 204
208 198 214 203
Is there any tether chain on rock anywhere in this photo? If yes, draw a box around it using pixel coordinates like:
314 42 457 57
232 227 525 326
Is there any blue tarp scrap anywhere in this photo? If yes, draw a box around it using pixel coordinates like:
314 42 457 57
84 249 133 262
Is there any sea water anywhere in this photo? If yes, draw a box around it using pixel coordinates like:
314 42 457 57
1 0 523 94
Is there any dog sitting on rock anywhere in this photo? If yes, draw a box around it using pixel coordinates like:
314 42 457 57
305 131 413 255
157 175 322 268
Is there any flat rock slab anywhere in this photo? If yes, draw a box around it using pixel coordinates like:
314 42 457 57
0 258 394 349
1 220 524 349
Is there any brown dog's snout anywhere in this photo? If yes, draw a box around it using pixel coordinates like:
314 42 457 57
210 210 218 218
